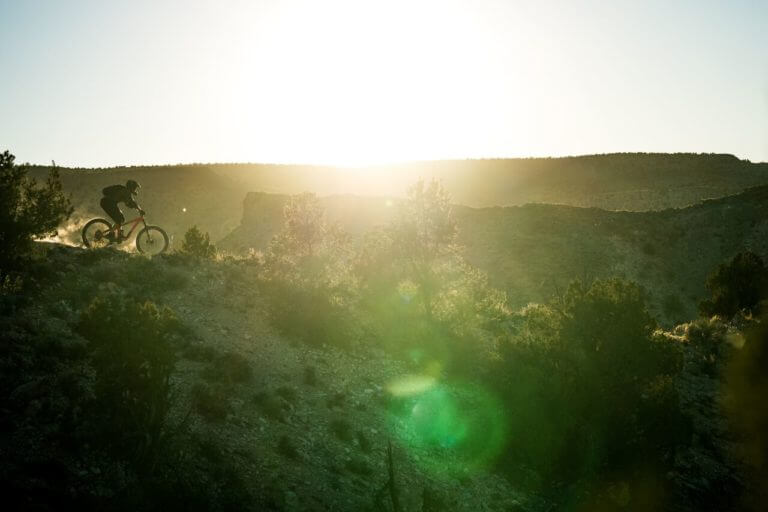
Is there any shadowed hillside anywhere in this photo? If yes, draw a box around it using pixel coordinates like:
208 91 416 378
28 154 768 249
5 153 768 511
222 186 768 324
457 186 768 317
215 153 768 210
1 244 529 511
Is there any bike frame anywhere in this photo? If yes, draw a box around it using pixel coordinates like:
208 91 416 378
110 216 146 238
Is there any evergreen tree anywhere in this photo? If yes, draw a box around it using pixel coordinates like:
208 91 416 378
0 150 73 269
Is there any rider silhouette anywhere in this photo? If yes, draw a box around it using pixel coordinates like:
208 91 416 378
100 179 144 242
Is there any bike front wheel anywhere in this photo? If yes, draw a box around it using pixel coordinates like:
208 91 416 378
82 218 113 249
136 226 170 255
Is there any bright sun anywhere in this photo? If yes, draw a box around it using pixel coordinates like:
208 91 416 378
5 1 765 167
216 0 528 167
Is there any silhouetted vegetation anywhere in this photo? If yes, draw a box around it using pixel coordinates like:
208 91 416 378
723 315 768 512
226 182 768 330
495 279 685 507
5 164 768 510
388 179 458 319
201 350 254 385
377 182 506 369
191 382 231 422
247 181 768 509
261 192 359 346
180 224 217 259
77 294 180 472
0 246 271 510
0 150 73 270
699 250 768 319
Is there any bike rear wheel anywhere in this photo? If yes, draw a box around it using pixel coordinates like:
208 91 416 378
82 218 113 248
136 226 169 255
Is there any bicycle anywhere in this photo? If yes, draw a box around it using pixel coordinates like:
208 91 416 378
82 212 170 255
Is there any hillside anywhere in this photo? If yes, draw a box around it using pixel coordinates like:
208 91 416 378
222 186 768 324
458 185 768 313
2 244 532 511
6 239 765 510
27 154 768 250
5 170 767 509
208 153 768 210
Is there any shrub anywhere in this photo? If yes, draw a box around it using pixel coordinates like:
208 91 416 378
0 273 25 314
277 435 300 459
262 193 359 346
664 317 743 511
699 251 768 319
117 431 257 512
641 241 657 255
345 455 373 475
0 150 73 270
275 385 298 403
191 382 230 422
356 430 372 453
77 294 180 470
387 179 457 319
252 390 286 421
303 365 318 386
1 265 262 510
329 417 354 442
496 278 683 504
557 279 682 470
723 314 768 511
201 350 253 385
326 391 346 409
0 308 93 509
355 180 508 370
180 225 216 259
182 342 219 362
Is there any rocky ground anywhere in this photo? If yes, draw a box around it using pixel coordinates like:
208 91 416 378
132 257 537 511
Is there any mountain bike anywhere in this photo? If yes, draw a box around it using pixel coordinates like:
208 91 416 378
81 213 170 255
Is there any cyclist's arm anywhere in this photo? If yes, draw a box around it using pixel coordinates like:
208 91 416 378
126 198 145 216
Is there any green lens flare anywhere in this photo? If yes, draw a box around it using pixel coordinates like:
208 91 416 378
409 387 466 448
387 374 436 396
387 378 507 478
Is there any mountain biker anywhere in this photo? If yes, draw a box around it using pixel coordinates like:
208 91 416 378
100 179 145 242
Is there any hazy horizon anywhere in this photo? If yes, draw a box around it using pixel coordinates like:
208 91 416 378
2 0 767 167
19 151 768 170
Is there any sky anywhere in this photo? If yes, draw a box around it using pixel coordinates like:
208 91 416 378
1 0 767 167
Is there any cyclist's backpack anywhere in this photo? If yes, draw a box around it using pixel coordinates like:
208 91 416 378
102 184 124 200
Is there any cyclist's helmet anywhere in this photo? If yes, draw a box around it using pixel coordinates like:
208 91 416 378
126 179 141 195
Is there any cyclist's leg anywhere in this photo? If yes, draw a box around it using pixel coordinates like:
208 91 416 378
100 197 124 240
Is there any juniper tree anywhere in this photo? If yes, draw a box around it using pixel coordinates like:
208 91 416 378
0 150 73 269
